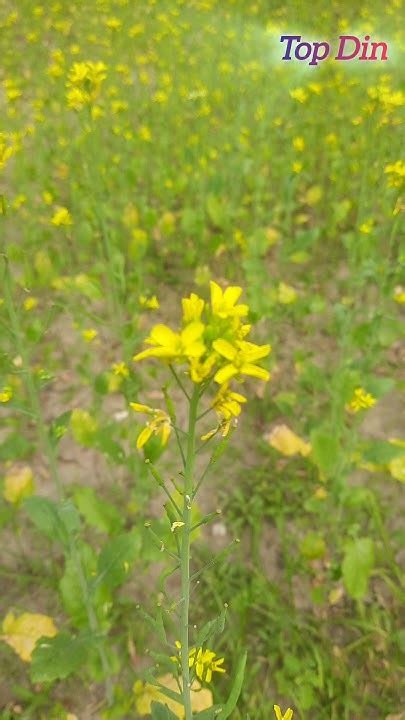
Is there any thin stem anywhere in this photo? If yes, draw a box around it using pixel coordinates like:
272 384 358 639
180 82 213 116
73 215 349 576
196 407 213 422
173 425 187 469
169 364 190 400
179 385 199 719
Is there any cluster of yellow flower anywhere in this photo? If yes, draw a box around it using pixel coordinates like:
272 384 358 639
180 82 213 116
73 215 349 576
66 61 107 111
132 282 270 445
346 387 376 413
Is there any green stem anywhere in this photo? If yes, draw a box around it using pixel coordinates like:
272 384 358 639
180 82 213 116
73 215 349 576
180 386 199 719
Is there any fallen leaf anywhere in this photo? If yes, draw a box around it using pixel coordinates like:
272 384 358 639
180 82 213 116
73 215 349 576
2 612 58 662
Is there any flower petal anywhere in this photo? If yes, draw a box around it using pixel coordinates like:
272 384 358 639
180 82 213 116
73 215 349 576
214 364 238 384
129 403 154 414
210 280 223 309
149 324 178 347
213 339 236 361
223 286 242 306
240 363 270 381
181 321 204 346
133 346 177 361
137 426 153 449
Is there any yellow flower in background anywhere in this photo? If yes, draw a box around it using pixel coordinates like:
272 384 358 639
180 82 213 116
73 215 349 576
1 612 57 662
292 136 305 152
133 323 205 363
266 424 311 457
346 387 376 413
384 160 405 188
0 134 14 171
81 328 98 342
130 403 172 448
359 219 374 234
23 296 38 311
51 206 73 226
66 61 107 110
210 281 248 319
138 125 152 142
3 466 35 505
182 293 205 323
393 286 405 304
290 87 308 103
274 705 294 720
277 282 297 304
112 361 129 377
0 386 13 403
139 294 160 310
213 338 270 384
134 673 213 717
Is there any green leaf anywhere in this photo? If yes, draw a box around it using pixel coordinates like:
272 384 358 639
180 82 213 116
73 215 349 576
60 542 111 627
300 533 326 560
24 496 67 545
136 606 167 645
310 428 340 476
74 487 123 534
195 709 217 719
151 702 178 720
96 530 140 590
0 432 33 461
195 607 227 647
217 651 247 719
342 537 375 600
96 427 126 463
58 499 81 536
363 441 403 465
30 632 91 682
70 409 98 447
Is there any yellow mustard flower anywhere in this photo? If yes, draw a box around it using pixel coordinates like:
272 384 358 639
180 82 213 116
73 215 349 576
277 282 297 304
182 292 205 323
393 286 405 303
1 611 57 662
51 206 73 226
66 61 107 110
292 136 305 152
0 386 13 403
139 294 160 310
210 281 248 319
189 353 217 384
213 338 270 384
130 402 172 449
202 384 247 441
171 641 225 683
0 134 14 171
133 322 205 363
189 647 226 683
23 297 38 311
81 328 98 342
346 387 376 413
112 361 129 377
3 466 35 505
274 705 293 720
